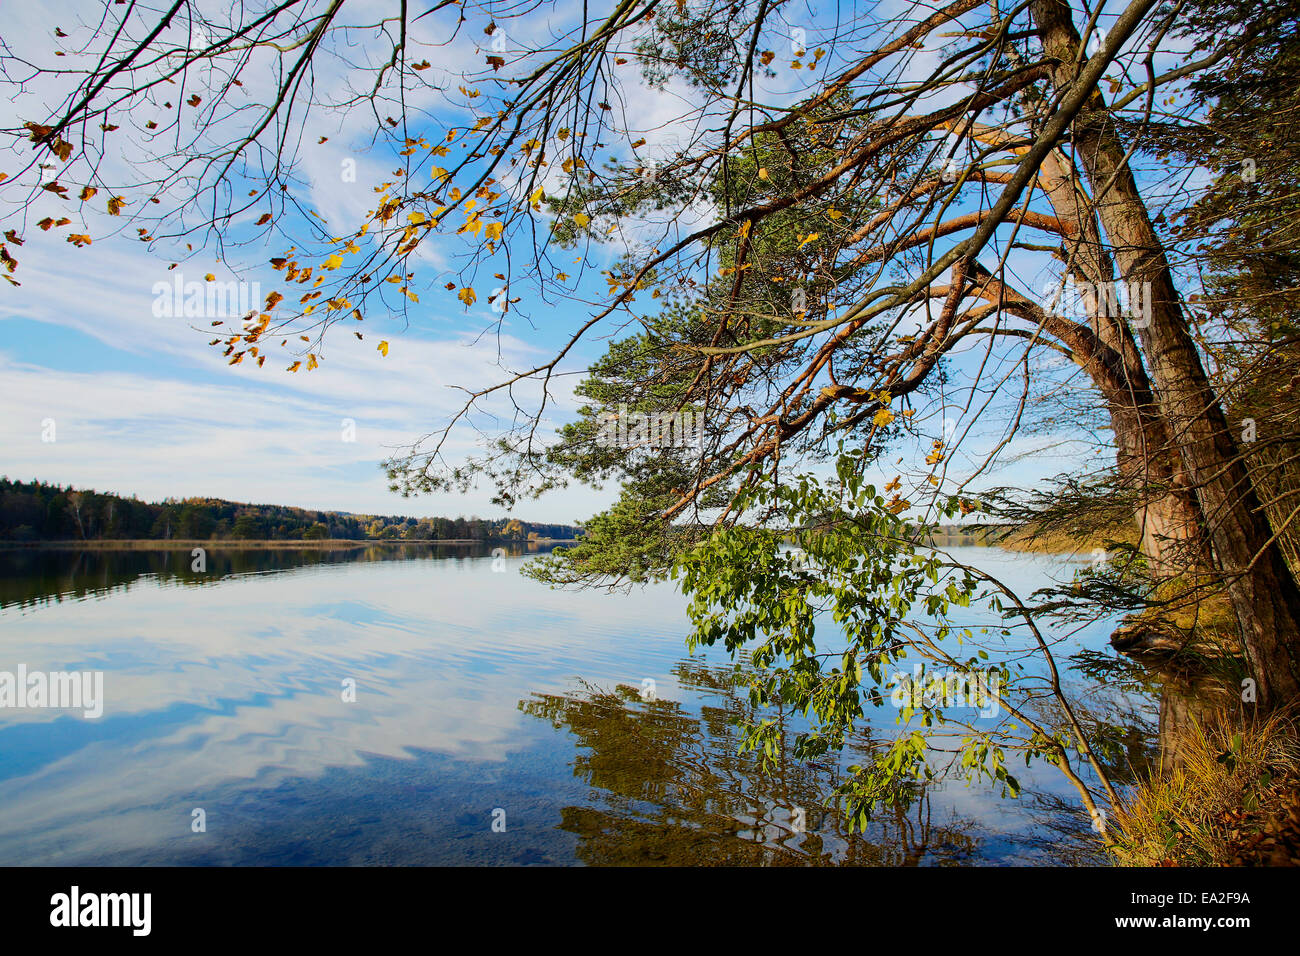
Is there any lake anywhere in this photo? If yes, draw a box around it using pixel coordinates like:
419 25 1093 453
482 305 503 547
0 544 1156 865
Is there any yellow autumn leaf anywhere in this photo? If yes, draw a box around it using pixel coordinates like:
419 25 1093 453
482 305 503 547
107 196 126 215
323 254 344 270
528 186 544 207
797 232 820 248
872 408 895 427
484 221 503 242
205 273 216 282
457 287 476 306
574 212 590 228
377 340 389 357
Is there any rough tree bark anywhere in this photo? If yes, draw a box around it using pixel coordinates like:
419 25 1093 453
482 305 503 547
1035 148 1209 578
1031 0 1300 706
964 119 1208 578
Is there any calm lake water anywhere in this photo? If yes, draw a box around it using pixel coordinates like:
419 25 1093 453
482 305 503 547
0 544 1156 865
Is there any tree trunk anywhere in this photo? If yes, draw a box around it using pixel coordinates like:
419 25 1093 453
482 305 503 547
1037 152 1207 578
1107 391 1208 579
1032 0 1300 706
970 254 1208 580
967 124 1209 578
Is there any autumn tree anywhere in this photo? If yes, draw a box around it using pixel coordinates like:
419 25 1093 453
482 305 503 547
5 0 1300 818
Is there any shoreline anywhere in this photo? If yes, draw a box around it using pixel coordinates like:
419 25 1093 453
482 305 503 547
0 538 575 550
1 533 1100 554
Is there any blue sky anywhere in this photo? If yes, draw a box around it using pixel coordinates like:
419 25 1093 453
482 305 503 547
0 0 624 522
0 0 1193 525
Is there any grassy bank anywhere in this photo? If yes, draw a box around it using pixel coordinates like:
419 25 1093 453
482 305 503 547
994 522 1139 555
922 522 1136 554
1109 711 1300 866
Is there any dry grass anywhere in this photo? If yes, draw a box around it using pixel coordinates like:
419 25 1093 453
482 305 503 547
1109 710 1300 866
995 521 1138 556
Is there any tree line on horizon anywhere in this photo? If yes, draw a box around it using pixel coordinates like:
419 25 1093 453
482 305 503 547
0 478 581 543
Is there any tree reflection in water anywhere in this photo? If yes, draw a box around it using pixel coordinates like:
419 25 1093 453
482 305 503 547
519 658 980 865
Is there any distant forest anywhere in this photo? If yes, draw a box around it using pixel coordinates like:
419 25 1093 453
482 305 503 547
0 478 581 543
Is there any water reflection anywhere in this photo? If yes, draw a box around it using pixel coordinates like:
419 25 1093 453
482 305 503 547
520 660 981 865
0 543 546 612
0 544 1157 865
